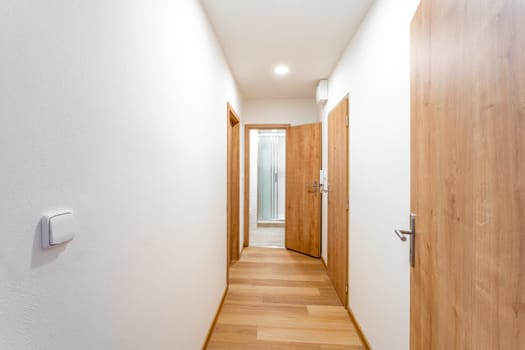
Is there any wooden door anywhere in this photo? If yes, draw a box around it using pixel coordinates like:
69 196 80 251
227 104 240 266
285 123 322 257
327 97 349 306
410 1 524 349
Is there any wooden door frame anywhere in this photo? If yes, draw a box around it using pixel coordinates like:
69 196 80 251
227 103 241 272
243 124 290 248
327 94 350 307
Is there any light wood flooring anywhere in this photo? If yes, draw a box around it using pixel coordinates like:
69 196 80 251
206 248 365 349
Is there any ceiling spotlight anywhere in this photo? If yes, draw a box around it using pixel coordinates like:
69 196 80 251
274 65 289 76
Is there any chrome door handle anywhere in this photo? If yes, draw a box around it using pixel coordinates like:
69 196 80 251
394 229 412 241
394 214 416 267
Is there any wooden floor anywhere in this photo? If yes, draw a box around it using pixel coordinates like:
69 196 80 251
206 248 365 349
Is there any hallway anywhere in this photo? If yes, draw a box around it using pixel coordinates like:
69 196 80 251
206 248 365 349
2 1 523 349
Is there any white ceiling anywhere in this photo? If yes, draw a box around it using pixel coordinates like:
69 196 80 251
201 0 374 99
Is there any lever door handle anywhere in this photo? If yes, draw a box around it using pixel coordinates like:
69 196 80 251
394 214 416 267
394 229 412 241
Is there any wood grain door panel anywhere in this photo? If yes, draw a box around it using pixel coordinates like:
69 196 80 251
410 1 524 349
327 97 349 307
285 123 322 258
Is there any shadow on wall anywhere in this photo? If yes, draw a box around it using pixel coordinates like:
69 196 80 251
31 220 66 269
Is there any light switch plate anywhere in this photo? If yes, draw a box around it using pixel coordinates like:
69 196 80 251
41 211 75 249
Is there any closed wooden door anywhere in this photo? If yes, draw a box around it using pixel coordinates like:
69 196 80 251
285 123 321 257
410 1 524 349
327 97 349 306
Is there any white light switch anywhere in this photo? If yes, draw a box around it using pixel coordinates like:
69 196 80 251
41 211 76 248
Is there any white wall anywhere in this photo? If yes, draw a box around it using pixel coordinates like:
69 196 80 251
243 98 319 126
320 1 419 349
0 1 241 349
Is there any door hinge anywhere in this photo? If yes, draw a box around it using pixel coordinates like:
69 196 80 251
346 199 349 210
346 114 349 127
345 281 348 294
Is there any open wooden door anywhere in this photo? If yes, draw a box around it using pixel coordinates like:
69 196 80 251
327 97 349 306
285 122 321 257
410 1 524 349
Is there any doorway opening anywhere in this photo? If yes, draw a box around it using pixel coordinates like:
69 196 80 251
243 124 289 249
250 129 286 247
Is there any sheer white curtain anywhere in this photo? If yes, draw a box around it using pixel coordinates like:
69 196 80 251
257 130 286 221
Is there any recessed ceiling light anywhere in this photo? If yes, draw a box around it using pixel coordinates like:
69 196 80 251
274 65 289 76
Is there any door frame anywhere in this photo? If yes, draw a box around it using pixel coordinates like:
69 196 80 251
227 103 241 272
243 124 290 248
